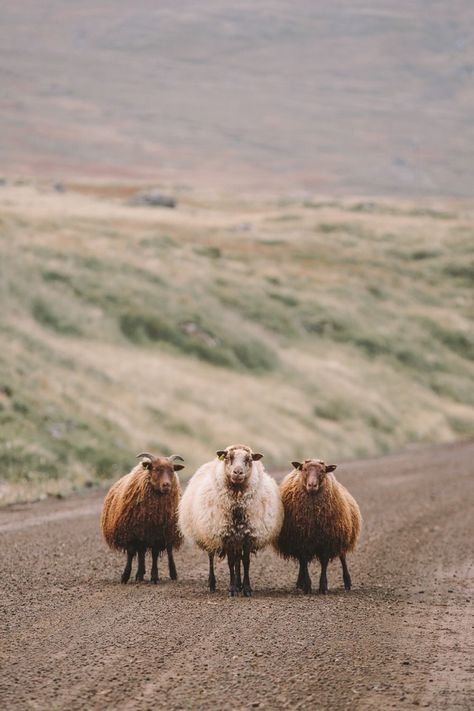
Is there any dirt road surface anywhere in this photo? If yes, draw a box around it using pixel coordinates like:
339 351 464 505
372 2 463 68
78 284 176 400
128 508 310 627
1 441 473 710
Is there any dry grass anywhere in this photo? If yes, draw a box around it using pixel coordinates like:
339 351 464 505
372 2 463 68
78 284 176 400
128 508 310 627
0 182 473 504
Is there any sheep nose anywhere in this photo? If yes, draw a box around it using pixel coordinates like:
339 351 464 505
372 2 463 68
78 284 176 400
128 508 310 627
233 468 243 477
161 482 171 492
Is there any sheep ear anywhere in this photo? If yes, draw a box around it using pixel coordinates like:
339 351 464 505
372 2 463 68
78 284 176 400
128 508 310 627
291 461 302 470
173 464 185 471
325 464 337 473
216 450 226 460
252 452 263 461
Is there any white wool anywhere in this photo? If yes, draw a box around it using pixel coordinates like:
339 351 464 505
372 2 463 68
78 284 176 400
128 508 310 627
178 457 283 555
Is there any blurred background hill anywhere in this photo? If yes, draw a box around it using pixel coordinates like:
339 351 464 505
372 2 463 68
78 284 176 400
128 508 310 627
0 2 473 503
1 0 474 195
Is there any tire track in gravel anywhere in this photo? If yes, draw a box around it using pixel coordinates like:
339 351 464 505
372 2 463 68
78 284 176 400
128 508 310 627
0 501 102 534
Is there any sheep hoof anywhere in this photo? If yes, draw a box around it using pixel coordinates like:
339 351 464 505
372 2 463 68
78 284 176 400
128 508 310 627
120 577 129 585
135 575 144 583
228 588 239 597
319 587 328 595
243 587 252 597
151 578 159 585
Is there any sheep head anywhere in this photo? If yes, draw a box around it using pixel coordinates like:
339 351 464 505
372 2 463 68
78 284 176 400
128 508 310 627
136 453 184 494
216 444 263 489
291 459 337 495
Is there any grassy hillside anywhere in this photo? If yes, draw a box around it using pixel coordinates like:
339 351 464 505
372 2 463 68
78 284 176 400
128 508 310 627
0 182 473 503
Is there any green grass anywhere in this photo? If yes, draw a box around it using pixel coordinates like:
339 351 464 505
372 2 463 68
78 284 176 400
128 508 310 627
194 245 222 258
269 291 300 307
0 361 131 485
32 298 82 336
313 399 349 421
119 309 277 371
444 262 474 284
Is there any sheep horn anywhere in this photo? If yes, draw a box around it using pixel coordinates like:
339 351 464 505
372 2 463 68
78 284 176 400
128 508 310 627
168 454 184 462
136 452 154 460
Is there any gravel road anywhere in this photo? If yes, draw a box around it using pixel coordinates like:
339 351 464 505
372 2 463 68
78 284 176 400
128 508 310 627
1 441 473 710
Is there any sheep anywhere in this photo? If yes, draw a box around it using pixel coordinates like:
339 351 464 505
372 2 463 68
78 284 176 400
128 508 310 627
276 459 361 594
178 444 283 597
100 452 184 584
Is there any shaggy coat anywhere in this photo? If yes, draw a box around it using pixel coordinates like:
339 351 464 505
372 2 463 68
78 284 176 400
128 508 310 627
276 459 361 594
101 455 183 583
178 445 283 596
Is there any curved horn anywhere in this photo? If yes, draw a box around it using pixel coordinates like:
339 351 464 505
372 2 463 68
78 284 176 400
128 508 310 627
136 452 154 460
168 454 184 462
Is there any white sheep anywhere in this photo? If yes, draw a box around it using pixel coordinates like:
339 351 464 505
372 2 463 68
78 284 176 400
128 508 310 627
178 444 283 596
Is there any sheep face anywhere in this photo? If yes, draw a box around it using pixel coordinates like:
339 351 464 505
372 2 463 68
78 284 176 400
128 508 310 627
138 454 184 495
216 445 263 490
291 459 337 495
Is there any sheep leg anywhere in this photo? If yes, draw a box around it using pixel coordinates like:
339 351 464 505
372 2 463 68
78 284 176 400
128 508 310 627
208 553 216 592
121 546 135 584
135 548 146 582
235 555 243 591
242 543 252 597
340 554 352 591
227 550 239 597
296 558 306 590
319 557 329 594
299 559 312 594
167 544 178 580
151 546 160 584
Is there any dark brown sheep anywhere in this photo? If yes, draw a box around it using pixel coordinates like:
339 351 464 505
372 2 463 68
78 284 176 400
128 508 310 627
101 453 184 583
276 459 362 594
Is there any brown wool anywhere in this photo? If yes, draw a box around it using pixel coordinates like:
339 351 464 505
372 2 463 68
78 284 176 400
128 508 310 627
276 466 361 564
100 464 183 553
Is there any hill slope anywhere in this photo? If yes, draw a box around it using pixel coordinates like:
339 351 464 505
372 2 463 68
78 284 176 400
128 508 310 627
0 182 473 502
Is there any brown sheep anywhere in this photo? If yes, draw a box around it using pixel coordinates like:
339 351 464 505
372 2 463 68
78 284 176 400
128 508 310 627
101 453 184 584
276 459 361 594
